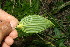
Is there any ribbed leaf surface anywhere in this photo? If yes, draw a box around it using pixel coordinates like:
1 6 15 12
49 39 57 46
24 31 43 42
17 15 54 33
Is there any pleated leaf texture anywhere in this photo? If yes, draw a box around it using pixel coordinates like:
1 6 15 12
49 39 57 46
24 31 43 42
17 15 54 33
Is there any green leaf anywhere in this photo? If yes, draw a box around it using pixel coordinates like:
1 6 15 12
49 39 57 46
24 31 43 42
53 28 64 38
56 39 67 47
16 15 54 34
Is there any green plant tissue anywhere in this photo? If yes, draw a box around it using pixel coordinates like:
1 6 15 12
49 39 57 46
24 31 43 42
16 15 54 33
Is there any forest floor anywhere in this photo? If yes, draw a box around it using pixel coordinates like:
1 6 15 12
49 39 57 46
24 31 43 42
0 0 70 47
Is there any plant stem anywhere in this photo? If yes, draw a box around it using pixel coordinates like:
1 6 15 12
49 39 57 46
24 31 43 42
30 0 32 7
52 1 70 14
36 33 46 42
36 33 55 46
